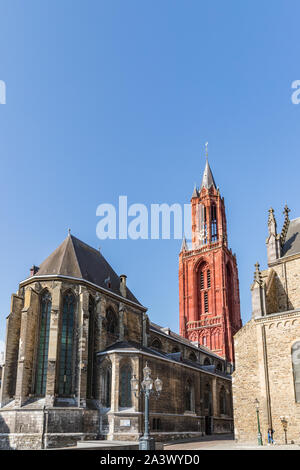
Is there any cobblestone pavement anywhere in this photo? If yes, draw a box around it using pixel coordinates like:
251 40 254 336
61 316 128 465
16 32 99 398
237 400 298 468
164 434 300 450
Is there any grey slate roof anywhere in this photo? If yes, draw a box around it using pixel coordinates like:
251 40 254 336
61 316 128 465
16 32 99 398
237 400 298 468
98 340 230 379
35 234 141 304
201 159 217 190
282 217 300 258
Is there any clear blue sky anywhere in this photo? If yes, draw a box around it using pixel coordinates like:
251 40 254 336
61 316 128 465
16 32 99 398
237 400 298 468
0 0 300 347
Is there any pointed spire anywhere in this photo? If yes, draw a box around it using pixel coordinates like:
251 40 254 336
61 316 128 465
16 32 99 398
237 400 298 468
191 184 199 198
201 159 217 190
181 236 188 252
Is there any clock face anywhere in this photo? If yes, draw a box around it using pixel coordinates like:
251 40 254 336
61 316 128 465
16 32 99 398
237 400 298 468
292 342 300 365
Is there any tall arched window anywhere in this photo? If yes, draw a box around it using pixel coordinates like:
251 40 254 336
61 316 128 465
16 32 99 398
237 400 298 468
204 383 212 413
35 291 52 396
292 341 300 403
198 263 211 316
219 386 227 415
100 361 112 408
211 204 218 242
87 296 95 399
58 292 75 396
119 364 132 408
106 308 118 335
185 379 195 412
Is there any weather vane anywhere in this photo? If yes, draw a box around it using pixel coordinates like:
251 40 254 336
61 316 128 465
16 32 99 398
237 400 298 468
205 142 208 159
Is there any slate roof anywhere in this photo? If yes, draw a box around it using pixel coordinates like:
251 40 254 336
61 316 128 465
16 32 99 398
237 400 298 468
33 234 141 305
281 217 300 258
201 159 217 190
98 340 230 379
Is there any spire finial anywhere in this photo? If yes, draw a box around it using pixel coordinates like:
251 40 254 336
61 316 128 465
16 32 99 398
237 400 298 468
205 142 208 160
68 228 71 236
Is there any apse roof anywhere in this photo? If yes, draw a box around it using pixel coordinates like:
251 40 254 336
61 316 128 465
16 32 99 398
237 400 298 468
33 234 141 304
281 217 300 258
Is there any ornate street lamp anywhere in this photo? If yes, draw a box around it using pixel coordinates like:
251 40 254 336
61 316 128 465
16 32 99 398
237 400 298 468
254 399 263 446
131 362 163 450
280 416 288 444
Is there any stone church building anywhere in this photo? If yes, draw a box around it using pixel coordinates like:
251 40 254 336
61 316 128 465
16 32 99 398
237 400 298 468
233 206 300 445
0 161 239 449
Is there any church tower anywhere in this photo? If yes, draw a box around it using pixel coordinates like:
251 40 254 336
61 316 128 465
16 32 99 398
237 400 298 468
179 152 242 363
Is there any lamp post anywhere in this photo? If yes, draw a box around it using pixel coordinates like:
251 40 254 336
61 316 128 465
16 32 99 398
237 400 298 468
131 362 163 450
280 416 288 444
254 399 263 446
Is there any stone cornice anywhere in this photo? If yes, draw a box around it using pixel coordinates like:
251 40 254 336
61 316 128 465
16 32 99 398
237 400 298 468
19 274 147 312
254 309 300 324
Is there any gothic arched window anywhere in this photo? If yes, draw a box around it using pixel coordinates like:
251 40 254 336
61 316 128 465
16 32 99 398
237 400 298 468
151 338 162 350
58 291 75 396
211 204 218 242
204 383 212 412
100 361 112 408
189 351 197 362
292 341 300 403
35 291 52 396
199 204 208 245
185 380 195 412
119 364 132 408
106 308 118 335
219 386 227 415
204 357 211 366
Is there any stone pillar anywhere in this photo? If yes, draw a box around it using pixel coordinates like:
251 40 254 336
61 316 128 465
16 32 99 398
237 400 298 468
108 354 120 440
76 287 90 408
45 282 61 406
0 294 23 407
212 377 218 417
15 287 39 407
119 304 125 341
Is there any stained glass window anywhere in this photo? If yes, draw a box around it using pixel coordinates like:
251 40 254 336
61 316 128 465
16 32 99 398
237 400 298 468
58 292 75 396
35 291 52 396
119 365 132 408
106 308 117 335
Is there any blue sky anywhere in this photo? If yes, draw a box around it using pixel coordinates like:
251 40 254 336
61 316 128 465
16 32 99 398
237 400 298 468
0 0 300 348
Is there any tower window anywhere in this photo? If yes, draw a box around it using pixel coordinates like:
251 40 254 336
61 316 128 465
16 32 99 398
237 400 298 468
207 270 211 288
200 272 204 290
211 204 218 242
204 292 209 313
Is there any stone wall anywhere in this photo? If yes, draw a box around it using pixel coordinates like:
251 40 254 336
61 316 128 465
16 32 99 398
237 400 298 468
233 312 300 445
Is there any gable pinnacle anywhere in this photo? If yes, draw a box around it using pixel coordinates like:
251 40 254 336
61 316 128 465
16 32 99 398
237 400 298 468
254 262 263 285
281 204 291 246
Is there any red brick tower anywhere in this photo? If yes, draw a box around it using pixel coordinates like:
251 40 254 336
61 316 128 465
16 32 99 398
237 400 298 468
179 157 242 363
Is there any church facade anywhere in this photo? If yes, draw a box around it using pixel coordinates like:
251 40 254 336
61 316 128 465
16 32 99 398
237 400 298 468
233 206 300 444
0 162 237 449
